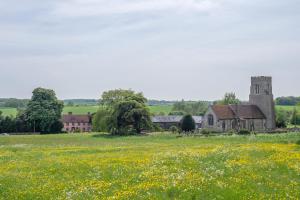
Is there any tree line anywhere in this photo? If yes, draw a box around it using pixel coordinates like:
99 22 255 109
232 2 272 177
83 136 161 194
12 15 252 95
0 98 29 108
275 96 300 106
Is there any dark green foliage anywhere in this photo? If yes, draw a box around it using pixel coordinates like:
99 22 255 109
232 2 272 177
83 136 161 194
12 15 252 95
15 110 31 133
238 129 251 135
0 98 29 108
275 109 289 128
0 114 16 133
113 100 151 135
25 88 64 133
92 107 112 132
181 114 196 132
275 96 300 106
49 121 64 133
169 126 179 133
171 101 208 116
290 108 300 125
94 89 152 135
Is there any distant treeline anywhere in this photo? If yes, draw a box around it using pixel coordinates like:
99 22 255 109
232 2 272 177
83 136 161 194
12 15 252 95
0 98 29 108
1 96 299 108
63 99 98 106
275 97 300 106
147 100 177 106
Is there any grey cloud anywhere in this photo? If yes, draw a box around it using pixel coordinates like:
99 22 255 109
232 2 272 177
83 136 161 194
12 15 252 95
0 0 299 100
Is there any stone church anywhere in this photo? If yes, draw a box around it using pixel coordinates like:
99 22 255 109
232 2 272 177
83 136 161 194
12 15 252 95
203 76 276 132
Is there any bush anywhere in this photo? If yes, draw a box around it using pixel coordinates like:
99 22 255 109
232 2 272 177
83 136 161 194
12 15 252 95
181 114 196 132
226 129 237 135
275 108 289 128
237 129 251 135
169 126 179 134
200 129 212 135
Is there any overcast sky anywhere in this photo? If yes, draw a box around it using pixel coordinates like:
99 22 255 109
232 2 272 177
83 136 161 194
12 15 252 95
0 0 299 101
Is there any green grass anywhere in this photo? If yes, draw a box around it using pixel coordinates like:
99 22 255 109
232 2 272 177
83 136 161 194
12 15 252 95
63 105 99 115
0 132 299 199
148 105 173 115
276 105 300 112
0 107 18 117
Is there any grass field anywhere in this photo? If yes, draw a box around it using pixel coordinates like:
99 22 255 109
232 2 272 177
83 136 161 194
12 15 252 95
148 105 173 115
276 105 300 112
0 105 174 117
0 133 299 199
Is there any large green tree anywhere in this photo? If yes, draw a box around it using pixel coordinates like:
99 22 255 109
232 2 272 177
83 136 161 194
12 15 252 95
113 100 151 134
93 89 152 135
25 88 64 133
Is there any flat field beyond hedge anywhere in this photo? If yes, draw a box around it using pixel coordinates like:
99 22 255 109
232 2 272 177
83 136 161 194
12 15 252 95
0 133 300 199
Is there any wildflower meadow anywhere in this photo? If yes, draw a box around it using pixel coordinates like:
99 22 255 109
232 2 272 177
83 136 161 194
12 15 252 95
0 133 300 199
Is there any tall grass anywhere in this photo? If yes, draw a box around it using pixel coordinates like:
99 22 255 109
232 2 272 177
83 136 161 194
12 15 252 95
0 133 299 199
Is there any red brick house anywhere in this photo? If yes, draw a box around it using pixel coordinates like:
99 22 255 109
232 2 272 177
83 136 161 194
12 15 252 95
62 112 92 133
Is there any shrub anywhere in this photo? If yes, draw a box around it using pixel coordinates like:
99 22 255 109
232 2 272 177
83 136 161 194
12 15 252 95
237 129 251 135
181 114 196 132
200 129 211 135
74 128 81 133
226 129 237 135
169 126 179 134
276 109 288 128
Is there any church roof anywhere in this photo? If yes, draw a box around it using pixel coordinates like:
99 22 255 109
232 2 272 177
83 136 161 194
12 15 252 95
229 105 266 119
211 104 266 120
211 105 235 119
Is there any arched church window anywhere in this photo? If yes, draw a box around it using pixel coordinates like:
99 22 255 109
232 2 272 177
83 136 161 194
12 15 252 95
208 114 214 126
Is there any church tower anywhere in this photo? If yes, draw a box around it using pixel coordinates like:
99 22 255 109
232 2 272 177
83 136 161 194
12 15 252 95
249 76 276 130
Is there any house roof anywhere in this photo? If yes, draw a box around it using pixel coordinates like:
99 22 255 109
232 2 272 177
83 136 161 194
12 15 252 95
211 104 266 120
152 116 202 124
62 114 92 123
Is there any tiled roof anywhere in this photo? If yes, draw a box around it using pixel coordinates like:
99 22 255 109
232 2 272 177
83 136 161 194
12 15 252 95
211 104 266 120
62 114 91 123
152 116 202 123
211 105 235 119
229 105 266 119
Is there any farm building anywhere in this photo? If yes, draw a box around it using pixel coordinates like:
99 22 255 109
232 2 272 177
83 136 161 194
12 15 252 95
62 112 92 133
152 115 202 130
203 76 276 132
